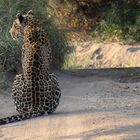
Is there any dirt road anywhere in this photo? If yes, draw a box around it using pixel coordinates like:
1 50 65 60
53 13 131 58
0 69 140 140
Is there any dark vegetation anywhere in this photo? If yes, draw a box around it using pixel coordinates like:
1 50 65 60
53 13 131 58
0 0 140 74
51 0 140 41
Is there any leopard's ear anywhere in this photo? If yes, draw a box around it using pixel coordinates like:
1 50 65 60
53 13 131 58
16 13 25 26
27 10 33 15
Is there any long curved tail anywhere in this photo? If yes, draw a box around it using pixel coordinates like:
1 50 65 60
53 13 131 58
0 112 45 125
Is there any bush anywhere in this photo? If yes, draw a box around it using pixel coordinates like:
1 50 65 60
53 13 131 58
49 0 140 42
92 0 140 42
0 0 68 73
44 18 68 68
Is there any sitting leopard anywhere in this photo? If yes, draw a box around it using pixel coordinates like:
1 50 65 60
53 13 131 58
0 10 61 125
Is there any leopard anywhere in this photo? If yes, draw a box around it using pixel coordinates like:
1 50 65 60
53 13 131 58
0 10 61 125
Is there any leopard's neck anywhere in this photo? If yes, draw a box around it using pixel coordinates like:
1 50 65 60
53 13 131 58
21 26 50 80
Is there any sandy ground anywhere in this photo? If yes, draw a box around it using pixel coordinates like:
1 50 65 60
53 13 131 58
0 69 140 140
67 42 140 68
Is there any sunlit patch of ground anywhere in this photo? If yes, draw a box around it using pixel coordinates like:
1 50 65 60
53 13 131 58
64 42 140 69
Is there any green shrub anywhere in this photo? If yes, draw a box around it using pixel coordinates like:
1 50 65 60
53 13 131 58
92 0 140 42
45 19 68 68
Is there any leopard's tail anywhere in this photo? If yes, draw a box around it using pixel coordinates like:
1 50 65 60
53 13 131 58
0 112 45 125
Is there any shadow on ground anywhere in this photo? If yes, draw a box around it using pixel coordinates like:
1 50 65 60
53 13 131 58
62 67 140 83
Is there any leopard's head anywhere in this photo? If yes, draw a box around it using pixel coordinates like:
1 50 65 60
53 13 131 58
9 10 38 41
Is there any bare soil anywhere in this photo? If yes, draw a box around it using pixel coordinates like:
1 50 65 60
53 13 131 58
0 69 140 140
67 41 140 69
